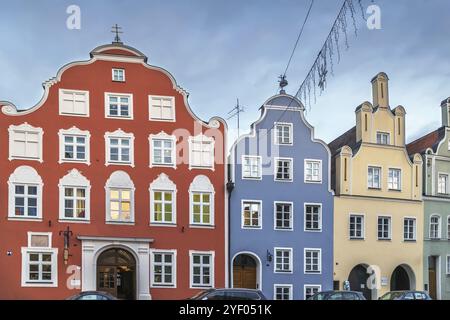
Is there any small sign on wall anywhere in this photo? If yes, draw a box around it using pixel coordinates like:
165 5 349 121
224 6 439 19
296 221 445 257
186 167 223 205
381 277 388 286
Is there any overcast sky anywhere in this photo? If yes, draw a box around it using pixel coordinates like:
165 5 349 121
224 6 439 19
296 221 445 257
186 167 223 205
1 0 449 145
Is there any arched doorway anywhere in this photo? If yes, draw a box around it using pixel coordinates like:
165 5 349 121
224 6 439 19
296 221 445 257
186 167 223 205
97 248 136 300
391 265 415 291
348 264 372 300
233 254 259 289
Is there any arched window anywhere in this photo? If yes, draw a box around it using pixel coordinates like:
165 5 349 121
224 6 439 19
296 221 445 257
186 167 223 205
189 175 215 226
105 171 135 223
59 169 91 221
430 215 441 239
8 166 43 220
149 173 177 225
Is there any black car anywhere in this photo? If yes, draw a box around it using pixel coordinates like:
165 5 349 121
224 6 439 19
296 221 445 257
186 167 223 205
189 288 267 300
379 291 432 300
66 291 117 300
308 291 366 300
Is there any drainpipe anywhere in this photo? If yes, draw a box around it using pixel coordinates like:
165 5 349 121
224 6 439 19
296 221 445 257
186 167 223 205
226 179 235 288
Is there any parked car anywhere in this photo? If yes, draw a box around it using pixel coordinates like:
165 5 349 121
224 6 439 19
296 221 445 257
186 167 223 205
66 291 117 300
307 291 366 300
189 288 267 300
378 291 432 300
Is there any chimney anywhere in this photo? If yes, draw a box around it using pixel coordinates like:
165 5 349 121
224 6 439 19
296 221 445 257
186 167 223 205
371 72 389 109
441 97 450 127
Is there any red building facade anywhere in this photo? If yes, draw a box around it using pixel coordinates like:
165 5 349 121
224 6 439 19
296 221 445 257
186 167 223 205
0 41 227 300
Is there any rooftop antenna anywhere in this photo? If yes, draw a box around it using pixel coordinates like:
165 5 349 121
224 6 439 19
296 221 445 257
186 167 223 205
111 24 123 44
227 98 245 137
278 75 288 94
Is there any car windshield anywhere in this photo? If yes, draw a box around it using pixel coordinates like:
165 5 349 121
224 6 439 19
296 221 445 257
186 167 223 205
310 292 330 300
190 290 213 300
380 292 404 300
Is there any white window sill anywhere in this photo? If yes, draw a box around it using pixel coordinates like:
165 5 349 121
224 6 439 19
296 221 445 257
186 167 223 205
274 179 293 183
150 223 177 228
22 282 57 288
8 217 43 222
9 156 43 163
242 177 262 181
190 285 213 290
105 115 134 120
59 159 90 165
150 284 176 289
242 226 262 230
274 270 293 274
105 161 134 167
304 272 322 275
59 219 90 224
59 112 89 118
304 229 323 233
150 163 176 169
305 180 323 184
189 224 215 229
149 118 176 122
274 228 294 232
106 221 135 226
189 165 215 171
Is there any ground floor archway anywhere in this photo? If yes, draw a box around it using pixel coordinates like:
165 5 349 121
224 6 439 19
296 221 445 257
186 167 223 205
391 264 415 291
348 264 373 300
232 252 261 290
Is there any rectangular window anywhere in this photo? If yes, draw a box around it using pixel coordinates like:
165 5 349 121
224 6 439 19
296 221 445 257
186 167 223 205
152 191 174 224
305 160 322 183
14 185 38 217
149 96 175 121
304 285 321 300
304 249 321 274
368 167 381 189
112 69 125 82
438 174 448 194
305 204 322 232
106 94 132 118
275 158 293 181
447 256 450 275
377 216 391 240
190 137 214 169
242 156 262 180
191 193 212 225
152 139 174 166
349 215 364 239
10 130 40 160
404 218 416 241
25 252 54 283
63 135 86 161
108 137 131 163
275 123 293 145
190 252 213 288
275 202 293 231
388 169 401 190
376 132 390 145
242 201 262 229
151 251 175 287
275 248 292 273
109 189 131 222
430 216 441 239
63 187 86 219
274 285 292 300
59 89 89 116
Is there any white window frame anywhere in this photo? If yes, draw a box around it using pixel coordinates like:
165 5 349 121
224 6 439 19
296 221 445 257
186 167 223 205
58 127 91 165
304 159 322 184
8 166 43 221
112 68 125 82
304 203 323 232
447 255 450 275
149 95 176 122
8 123 44 163
241 200 262 230
447 216 450 240
274 201 293 231
404 217 417 241
189 175 215 228
304 248 322 275
274 122 293 146
149 132 177 168
368 166 382 189
438 173 449 195
21 232 58 287
376 131 390 145
388 168 402 191
149 173 177 226
105 171 135 224
241 155 262 180
430 215 441 239
58 89 90 117
349 214 365 240
150 249 177 288
188 134 215 170
189 250 215 289
104 129 135 167
105 92 133 119
273 284 293 300
274 157 293 182
58 169 90 223
377 216 392 240
304 285 322 300
274 247 293 274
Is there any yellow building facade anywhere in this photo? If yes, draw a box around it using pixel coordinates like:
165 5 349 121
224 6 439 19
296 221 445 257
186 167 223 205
329 73 424 300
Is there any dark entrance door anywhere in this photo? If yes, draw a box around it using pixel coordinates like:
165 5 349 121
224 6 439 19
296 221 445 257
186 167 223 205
428 256 437 299
233 254 257 289
348 265 372 300
391 265 411 291
97 248 136 300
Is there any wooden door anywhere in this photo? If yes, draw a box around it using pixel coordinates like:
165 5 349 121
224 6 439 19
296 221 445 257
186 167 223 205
97 266 117 297
428 256 437 300
233 265 257 289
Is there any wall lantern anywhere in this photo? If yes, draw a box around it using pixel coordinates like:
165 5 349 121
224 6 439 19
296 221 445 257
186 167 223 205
59 226 73 265
266 250 273 266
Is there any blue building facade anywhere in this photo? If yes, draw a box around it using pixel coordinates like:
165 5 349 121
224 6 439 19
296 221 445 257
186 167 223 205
228 93 334 300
